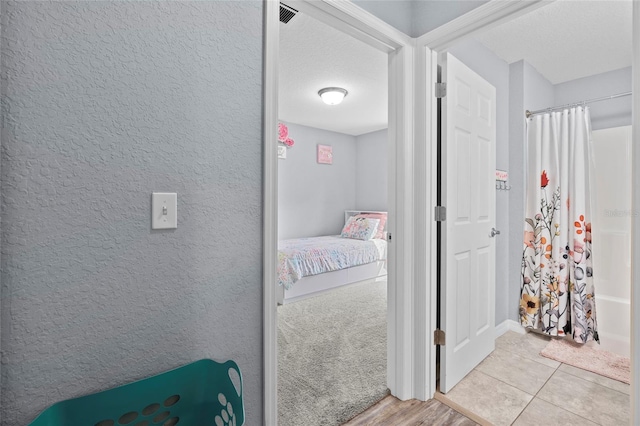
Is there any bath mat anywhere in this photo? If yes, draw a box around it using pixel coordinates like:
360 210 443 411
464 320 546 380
540 338 631 384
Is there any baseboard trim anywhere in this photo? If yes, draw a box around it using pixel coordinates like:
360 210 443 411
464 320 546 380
496 319 526 338
434 392 493 426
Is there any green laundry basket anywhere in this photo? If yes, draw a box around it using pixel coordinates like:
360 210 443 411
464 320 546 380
28 359 244 426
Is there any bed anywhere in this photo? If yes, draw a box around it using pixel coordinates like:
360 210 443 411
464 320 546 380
277 210 388 304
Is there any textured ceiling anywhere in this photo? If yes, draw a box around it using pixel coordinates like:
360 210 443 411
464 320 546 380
474 0 632 84
278 1 633 135
279 12 388 136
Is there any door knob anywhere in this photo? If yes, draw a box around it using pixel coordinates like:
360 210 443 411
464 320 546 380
489 228 500 237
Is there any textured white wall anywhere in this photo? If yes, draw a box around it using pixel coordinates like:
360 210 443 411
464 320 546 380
1 2 263 424
278 123 358 240
355 129 388 212
508 61 526 324
508 60 555 322
554 67 632 131
524 62 557 114
278 125 389 240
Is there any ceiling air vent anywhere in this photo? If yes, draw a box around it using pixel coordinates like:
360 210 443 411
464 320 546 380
280 3 298 24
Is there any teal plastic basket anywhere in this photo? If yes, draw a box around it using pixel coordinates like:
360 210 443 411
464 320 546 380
28 359 244 426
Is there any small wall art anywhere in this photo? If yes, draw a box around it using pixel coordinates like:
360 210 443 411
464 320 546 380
317 144 333 165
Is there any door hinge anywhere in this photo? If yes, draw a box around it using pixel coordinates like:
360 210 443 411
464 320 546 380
435 82 447 98
434 329 446 346
435 206 446 222
387 232 392 242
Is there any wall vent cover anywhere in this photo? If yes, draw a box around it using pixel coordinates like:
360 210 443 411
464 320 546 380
280 3 298 24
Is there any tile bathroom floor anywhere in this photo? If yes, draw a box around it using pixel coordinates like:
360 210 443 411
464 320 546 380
440 331 631 426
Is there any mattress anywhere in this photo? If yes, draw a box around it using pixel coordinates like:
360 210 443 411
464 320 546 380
277 235 387 290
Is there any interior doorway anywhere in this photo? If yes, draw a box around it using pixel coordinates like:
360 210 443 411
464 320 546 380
276 7 390 424
422 2 635 423
263 1 433 424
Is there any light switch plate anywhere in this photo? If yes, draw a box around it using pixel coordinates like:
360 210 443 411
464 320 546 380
278 145 287 159
152 192 177 230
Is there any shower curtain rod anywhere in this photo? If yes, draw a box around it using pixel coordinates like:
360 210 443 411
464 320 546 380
525 91 632 118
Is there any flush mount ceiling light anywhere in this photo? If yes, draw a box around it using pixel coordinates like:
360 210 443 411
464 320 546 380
318 87 348 106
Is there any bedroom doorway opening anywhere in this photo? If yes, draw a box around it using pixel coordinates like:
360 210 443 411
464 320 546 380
275 6 391 425
265 2 434 424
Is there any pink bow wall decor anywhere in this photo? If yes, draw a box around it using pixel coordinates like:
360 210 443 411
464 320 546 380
278 123 295 147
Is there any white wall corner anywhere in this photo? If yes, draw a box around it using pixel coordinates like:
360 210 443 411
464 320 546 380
630 1 640 424
495 319 526 338
507 319 526 335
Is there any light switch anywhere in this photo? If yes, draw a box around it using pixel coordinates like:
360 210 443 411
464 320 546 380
152 192 177 230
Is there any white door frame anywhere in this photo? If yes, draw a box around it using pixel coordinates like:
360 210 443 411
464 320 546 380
418 1 639 424
263 1 432 424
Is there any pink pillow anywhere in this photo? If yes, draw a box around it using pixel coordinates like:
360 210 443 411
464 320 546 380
355 213 387 239
341 216 380 241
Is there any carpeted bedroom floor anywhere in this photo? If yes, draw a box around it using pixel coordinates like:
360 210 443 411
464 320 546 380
277 278 388 426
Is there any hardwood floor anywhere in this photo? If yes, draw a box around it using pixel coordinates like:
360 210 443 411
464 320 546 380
342 395 479 426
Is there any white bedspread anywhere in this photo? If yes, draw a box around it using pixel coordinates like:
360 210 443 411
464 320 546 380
277 236 387 290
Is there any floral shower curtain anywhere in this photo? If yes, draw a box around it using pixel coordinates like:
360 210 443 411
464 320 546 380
520 106 598 343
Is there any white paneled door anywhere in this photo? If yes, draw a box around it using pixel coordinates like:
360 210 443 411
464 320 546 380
440 52 497 393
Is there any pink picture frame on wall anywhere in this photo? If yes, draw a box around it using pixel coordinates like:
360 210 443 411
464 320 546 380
317 144 333 164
